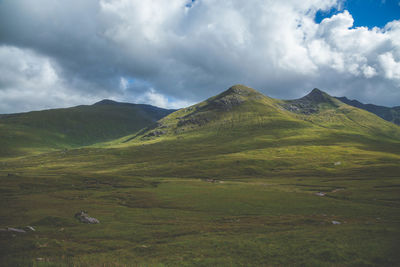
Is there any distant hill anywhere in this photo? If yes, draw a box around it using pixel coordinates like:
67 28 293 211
0 100 174 157
335 96 400 125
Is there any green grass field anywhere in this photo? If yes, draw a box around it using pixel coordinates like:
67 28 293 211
1 85 399 266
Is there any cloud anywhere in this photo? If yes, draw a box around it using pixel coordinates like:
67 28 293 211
134 88 192 109
0 0 399 113
379 52 400 80
0 46 101 113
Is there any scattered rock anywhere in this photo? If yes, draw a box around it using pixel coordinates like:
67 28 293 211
157 123 168 129
334 161 342 166
213 96 244 111
282 89 338 115
283 104 318 114
143 130 166 138
37 243 48 248
24 226 36 232
315 192 326 196
74 211 100 224
203 178 220 183
6 227 26 234
177 116 210 127
332 221 341 225
331 188 344 193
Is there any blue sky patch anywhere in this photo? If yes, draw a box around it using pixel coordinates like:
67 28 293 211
315 0 400 28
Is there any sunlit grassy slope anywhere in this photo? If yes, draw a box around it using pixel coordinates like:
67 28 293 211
1 85 399 266
84 85 400 179
0 100 174 157
336 96 400 125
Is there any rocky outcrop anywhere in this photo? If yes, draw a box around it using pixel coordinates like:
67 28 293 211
283 88 338 114
211 95 245 111
74 211 100 224
177 116 210 127
208 85 263 111
143 130 166 138
0 226 36 234
0 227 26 233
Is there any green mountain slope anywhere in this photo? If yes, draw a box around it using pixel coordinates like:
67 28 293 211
67 84 400 179
282 89 400 139
125 86 399 143
132 84 303 139
0 100 174 157
336 96 400 125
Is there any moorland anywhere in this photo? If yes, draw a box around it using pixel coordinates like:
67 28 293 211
1 85 399 266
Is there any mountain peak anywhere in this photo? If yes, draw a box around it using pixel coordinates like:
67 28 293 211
303 88 331 102
282 88 339 114
207 85 265 111
299 88 338 105
224 84 260 96
93 99 119 105
311 88 324 94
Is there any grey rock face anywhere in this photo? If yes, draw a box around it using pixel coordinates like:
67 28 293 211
177 116 210 127
25 226 36 231
75 211 100 224
0 227 26 233
144 130 166 138
282 88 338 115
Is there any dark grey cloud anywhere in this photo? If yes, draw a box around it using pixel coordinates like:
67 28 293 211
0 0 399 113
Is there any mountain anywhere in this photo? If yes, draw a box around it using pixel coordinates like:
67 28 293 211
0 100 174 157
100 85 400 178
335 96 400 125
131 86 400 142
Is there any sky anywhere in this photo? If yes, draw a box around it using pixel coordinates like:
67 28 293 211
0 0 400 113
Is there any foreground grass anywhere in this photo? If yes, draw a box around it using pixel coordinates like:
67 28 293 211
1 121 400 265
0 167 399 266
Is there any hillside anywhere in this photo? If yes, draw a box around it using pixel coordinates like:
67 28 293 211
28 85 400 180
129 86 400 143
0 100 174 157
1 85 400 266
336 96 400 125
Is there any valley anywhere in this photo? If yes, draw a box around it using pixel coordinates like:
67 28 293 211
1 85 399 266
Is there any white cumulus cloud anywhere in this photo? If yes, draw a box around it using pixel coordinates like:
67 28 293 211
0 0 399 112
